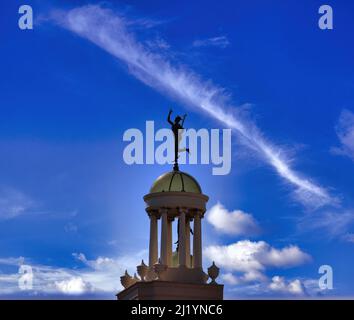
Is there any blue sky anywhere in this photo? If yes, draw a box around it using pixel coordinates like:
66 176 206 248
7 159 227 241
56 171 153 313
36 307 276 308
0 0 354 298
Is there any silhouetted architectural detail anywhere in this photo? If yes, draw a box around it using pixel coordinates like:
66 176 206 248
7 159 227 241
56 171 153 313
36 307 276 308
167 109 189 171
117 111 223 300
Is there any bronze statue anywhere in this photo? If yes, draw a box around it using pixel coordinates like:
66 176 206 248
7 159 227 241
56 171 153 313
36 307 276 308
175 218 193 252
167 109 189 171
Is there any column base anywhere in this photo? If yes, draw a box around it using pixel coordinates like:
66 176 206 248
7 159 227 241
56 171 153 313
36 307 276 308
117 280 223 300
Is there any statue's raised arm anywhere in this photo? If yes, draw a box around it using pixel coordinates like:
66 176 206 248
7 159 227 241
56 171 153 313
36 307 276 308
167 109 174 126
181 114 187 127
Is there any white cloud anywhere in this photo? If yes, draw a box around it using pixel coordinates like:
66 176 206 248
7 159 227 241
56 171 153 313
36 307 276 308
0 257 25 265
0 250 148 297
70 250 148 293
221 273 240 285
205 240 310 297
268 276 305 295
73 250 147 272
257 245 311 268
223 274 312 297
55 277 92 295
73 252 116 270
204 240 311 277
0 187 36 220
207 202 260 236
50 4 335 209
242 270 267 283
193 36 230 48
0 261 85 296
0 251 313 298
331 109 354 161
221 270 267 286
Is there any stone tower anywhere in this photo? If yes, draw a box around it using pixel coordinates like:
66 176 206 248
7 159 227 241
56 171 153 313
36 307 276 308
117 169 223 300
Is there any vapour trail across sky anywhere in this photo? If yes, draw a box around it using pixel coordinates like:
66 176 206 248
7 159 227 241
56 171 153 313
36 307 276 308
51 4 336 209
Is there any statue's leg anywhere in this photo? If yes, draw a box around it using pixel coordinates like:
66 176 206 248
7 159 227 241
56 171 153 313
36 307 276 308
178 147 190 154
174 135 178 163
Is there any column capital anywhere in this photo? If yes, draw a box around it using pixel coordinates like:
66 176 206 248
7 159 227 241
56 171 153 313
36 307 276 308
158 207 169 215
194 209 203 218
147 209 159 218
178 207 189 214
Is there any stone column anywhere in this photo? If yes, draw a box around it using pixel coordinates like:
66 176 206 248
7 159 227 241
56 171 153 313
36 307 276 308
149 213 158 267
167 218 173 266
185 217 191 267
178 208 187 266
160 208 168 266
193 211 202 268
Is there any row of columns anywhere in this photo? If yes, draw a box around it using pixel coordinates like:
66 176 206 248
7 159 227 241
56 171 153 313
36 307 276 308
148 208 203 269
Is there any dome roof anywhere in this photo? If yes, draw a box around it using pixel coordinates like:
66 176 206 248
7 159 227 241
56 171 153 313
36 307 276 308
149 171 202 194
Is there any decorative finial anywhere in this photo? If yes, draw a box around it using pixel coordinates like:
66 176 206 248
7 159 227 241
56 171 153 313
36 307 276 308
208 261 220 284
153 258 168 280
137 260 148 281
120 270 134 288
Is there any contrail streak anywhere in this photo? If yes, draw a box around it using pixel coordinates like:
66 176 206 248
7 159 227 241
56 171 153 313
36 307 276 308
52 5 335 208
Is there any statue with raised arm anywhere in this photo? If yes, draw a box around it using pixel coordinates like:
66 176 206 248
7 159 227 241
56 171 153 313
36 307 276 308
168 109 189 171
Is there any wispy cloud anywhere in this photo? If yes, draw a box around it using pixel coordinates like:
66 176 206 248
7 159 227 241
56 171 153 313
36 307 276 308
342 233 354 243
223 275 326 298
298 210 354 240
193 36 230 48
145 37 170 50
206 202 260 236
0 258 84 296
50 4 335 209
0 250 314 298
0 250 147 297
64 222 78 233
0 187 36 220
0 257 25 266
331 109 354 161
